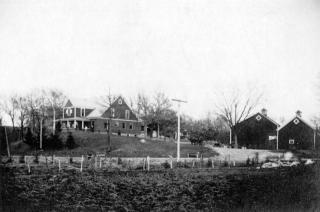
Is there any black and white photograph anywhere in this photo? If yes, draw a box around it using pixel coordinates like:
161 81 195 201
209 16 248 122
1 0 320 211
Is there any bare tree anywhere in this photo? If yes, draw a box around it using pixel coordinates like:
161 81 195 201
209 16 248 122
35 91 48 150
25 89 49 150
16 96 29 139
98 88 118 152
151 92 172 138
214 88 263 148
45 89 66 135
1 95 18 132
136 93 152 138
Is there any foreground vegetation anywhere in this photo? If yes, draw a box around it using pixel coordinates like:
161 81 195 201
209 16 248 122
1 163 320 211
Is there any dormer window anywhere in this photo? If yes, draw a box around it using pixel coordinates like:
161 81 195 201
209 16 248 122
293 118 300 125
66 108 73 116
125 110 130 119
118 99 122 105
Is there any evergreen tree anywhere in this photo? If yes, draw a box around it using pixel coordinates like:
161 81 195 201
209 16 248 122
66 132 75 149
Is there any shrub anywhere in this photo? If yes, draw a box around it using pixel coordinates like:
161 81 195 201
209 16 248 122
55 122 62 133
207 159 213 168
66 133 76 149
34 154 39 164
19 156 25 163
24 128 35 146
246 157 251 166
162 161 171 169
117 157 122 165
44 133 63 150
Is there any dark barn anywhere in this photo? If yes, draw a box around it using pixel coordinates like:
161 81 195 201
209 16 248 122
235 109 279 149
278 111 315 150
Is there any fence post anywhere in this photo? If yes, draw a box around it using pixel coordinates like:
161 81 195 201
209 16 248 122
59 160 61 172
143 158 145 171
99 157 102 169
147 156 150 171
233 160 236 167
192 160 195 168
212 158 214 168
27 163 31 174
80 155 84 172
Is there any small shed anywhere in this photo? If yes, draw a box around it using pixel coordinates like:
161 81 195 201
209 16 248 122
278 111 316 150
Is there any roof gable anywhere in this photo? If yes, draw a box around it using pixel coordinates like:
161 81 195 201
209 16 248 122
239 112 280 127
278 116 315 131
102 96 138 120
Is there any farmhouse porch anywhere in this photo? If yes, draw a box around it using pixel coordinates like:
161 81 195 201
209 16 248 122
57 118 92 131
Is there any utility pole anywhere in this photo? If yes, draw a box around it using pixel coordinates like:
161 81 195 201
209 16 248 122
172 99 187 162
229 127 232 145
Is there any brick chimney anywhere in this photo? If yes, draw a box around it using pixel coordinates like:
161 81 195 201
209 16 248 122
261 108 267 116
296 110 302 117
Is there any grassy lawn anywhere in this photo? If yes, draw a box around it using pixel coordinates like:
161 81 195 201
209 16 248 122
11 131 217 157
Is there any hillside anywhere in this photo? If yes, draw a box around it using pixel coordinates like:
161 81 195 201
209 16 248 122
11 131 217 157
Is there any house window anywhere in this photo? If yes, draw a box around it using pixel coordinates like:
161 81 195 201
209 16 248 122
125 110 130 119
118 99 122 105
111 108 115 117
122 123 126 129
129 123 133 130
104 123 108 129
289 139 294 144
81 108 85 117
141 125 145 131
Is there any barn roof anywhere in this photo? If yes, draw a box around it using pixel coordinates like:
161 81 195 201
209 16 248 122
244 112 280 127
278 116 315 131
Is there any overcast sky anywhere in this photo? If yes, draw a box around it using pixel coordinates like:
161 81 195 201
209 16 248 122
0 0 320 123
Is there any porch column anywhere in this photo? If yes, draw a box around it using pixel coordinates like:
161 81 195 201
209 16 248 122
82 121 84 129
